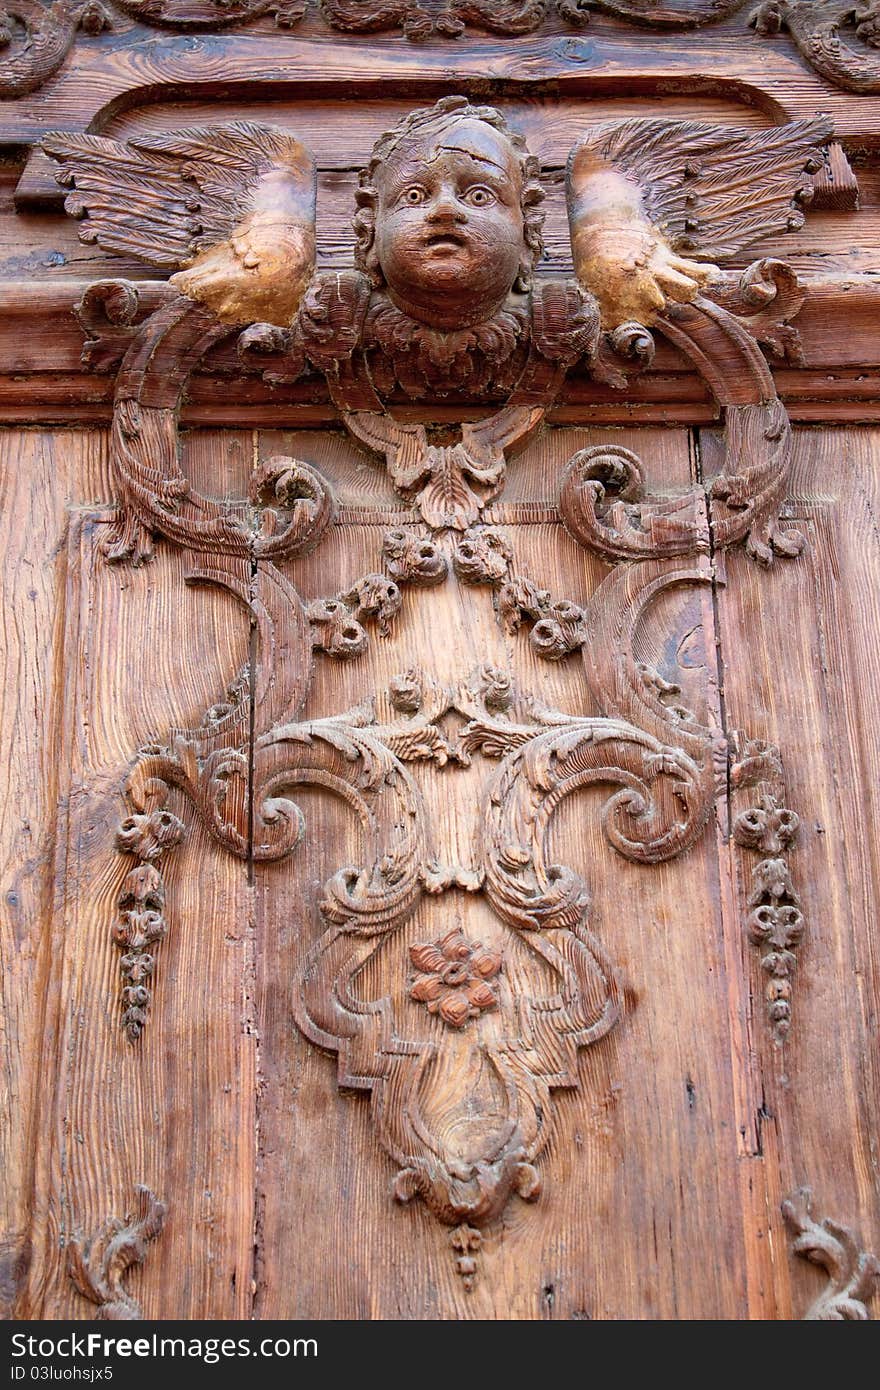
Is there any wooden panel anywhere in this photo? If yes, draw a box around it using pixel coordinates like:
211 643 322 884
3 416 879 1320
708 426 880 1321
249 424 761 1318
6 429 257 1319
3 22 879 149
0 428 113 1316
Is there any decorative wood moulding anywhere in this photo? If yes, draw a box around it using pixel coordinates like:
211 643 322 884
783 1189 880 1320
2 0 880 97
46 97 831 1290
67 1187 167 1320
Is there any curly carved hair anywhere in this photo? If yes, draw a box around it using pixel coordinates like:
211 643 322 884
353 95 545 293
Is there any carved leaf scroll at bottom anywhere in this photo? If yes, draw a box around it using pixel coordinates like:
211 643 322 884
783 1189 880 1320
67 1188 167 1321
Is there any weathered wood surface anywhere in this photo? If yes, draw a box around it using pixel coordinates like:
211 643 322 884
1 15 879 1324
0 429 113 1317
710 426 880 1322
4 19 880 146
3 431 257 1320
4 420 877 1318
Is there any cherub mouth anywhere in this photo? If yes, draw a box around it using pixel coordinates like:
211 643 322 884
424 231 468 250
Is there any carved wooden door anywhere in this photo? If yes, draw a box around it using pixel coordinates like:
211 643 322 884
2 5 879 1323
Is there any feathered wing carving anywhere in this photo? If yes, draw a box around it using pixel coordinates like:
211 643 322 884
42 123 317 327
567 117 833 328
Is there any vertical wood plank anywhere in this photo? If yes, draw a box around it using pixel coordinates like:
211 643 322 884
0 429 112 1316
251 424 753 1319
25 509 256 1319
708 425 880 1321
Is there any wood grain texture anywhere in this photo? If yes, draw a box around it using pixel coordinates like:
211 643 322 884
251 424 746 1317
1 3 880 105
2 21 880 147
0 428 113 1317
13 431 257 1320
706 425 880 1322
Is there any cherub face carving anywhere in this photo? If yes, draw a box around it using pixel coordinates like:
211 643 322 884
354 97 545 331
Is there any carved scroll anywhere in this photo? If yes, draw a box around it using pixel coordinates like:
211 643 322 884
783 1189 880 1319
67 1187 166 1320
0 1 111 100
560 262 808 567
752 2 880 95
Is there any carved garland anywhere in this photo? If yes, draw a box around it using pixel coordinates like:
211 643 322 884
45 103 829 1294
2 0 880 97
731 749 805 1044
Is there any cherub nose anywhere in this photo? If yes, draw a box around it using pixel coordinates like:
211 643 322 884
427 186 467 222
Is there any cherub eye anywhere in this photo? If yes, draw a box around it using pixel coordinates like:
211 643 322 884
401 186 427 206
464 186 496 207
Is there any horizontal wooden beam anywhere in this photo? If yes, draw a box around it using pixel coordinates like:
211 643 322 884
0 275 876 426
3 25 880 148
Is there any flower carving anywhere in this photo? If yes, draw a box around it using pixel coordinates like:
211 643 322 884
409 930 502 1028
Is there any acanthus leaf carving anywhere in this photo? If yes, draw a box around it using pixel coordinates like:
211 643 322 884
782 1189 880 1319
343 405 545 531
752 1 880 94
112 0 303 26
67 1187 167 1321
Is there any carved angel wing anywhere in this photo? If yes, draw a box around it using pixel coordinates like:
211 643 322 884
567 118 833 328
43 123 317 327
